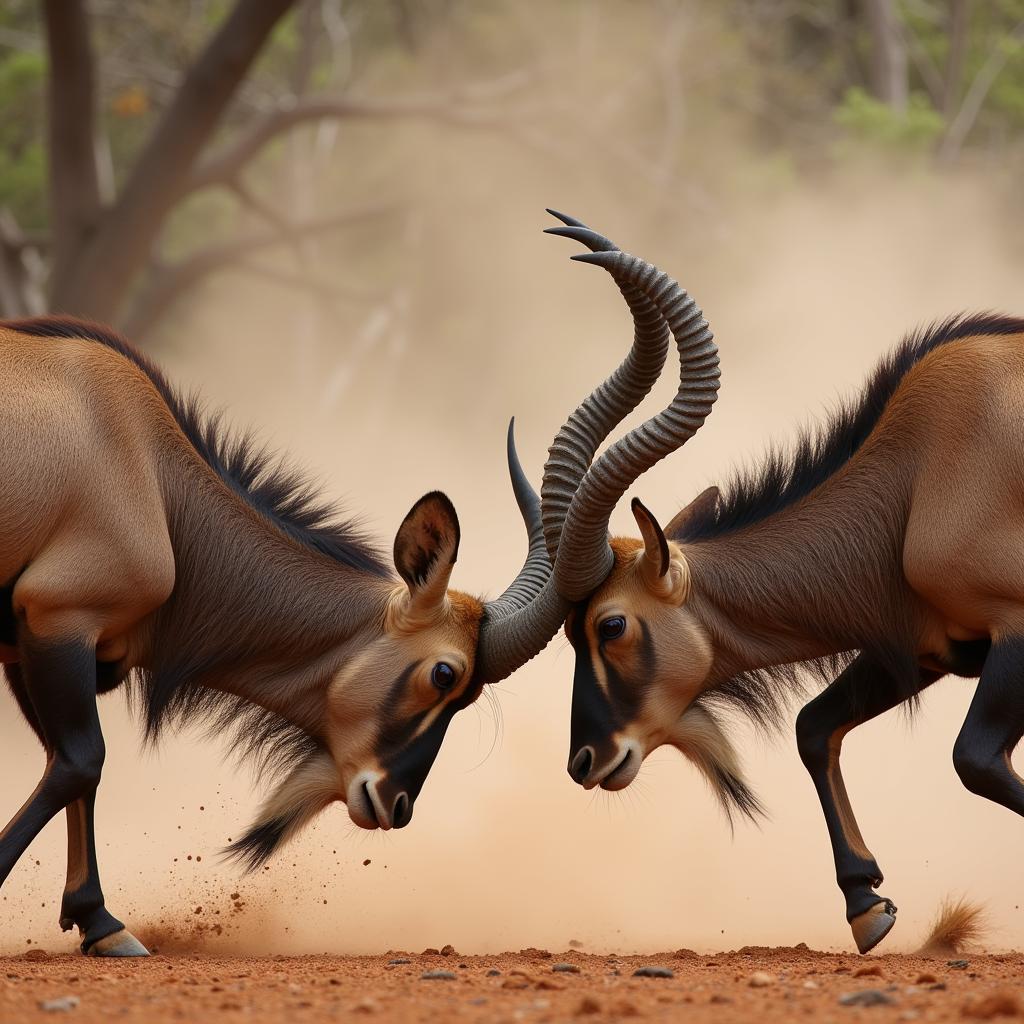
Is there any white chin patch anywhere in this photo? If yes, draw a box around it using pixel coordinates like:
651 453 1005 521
599 738 643 791
345 770 391 830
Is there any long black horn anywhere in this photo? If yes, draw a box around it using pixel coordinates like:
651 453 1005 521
553 250 720 601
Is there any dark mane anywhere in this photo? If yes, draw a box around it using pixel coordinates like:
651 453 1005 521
674 312 1024 543
4 315 389 577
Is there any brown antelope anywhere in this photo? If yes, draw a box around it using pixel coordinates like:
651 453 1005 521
543 212 1024 954
0 233 681 959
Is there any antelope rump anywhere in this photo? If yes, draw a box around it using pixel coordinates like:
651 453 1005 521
544 211 1024 954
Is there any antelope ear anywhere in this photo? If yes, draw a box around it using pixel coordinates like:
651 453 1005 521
393 491 460 613
665 485 720 539
631 496 670 578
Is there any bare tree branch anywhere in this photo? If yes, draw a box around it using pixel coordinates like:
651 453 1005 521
939 19 1024 163
0 210 45 317
121 201 401 339
861 0 909 112
184 70 534 195
43 0 103 300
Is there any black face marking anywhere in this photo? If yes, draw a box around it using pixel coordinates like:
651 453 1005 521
380 700 461 802
568 603 622 757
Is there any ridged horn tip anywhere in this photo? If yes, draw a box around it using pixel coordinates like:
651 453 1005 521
545 208 587 227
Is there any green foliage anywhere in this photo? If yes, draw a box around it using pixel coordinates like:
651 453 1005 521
0 48 47 228
834 86 946 152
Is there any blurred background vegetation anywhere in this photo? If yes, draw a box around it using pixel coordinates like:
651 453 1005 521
0 0 1022 350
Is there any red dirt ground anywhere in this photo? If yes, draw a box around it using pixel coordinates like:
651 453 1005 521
2 946 1023 1023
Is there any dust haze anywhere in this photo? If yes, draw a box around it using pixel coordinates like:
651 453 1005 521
3 8 1023 957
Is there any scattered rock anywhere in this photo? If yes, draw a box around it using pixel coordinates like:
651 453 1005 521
23 949 49 961
633 966 674 979
749 971 775 988
420 970 456 981
961 993 1021 1020
576 996 602 1016
553 963 581 974
352 998 378 1014
948 960 970 970
39 996 79 1013
537 979 564 991
855 964 884 978
387 958 411 965
930 983 949 991
795 942 810 950
486 969 500 977
615 1000 640 1016
362 859 370 866
421 948 440 956
804 980 820 990
520 947 553 959
710 993 732 1004
501 977 530 990
839 989 894 1007
916 972 938 984
440 944 456 956
673 948 698 959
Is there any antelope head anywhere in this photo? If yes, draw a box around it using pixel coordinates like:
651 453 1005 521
231 208 687 865
541 213 755 818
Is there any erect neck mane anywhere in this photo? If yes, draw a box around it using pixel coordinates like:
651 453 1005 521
673 312 1024 544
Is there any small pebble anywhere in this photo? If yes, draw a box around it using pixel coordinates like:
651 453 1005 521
420 970 456 981
749 971 775 988
576 996 602 1016
710 993 732 1004
362 859 371 866
553 963 581 974
387 958 411 965
839 989 894 1007
633 966 674 978
24 949 49 961
915 972 937 984
39 996 79 1013
440 944 456 956
486 969 500 977
948 960 970 970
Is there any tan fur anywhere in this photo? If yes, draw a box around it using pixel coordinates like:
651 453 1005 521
574 331 1024 799
0 324 488 843
917 896 987 956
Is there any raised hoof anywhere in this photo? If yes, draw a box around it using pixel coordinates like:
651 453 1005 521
84 929 150 957
850 899 897 954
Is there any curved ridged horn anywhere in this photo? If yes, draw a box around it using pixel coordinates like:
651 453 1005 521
474 420 568 687
553 250 720 601
473 212 684 686
540 210 671 560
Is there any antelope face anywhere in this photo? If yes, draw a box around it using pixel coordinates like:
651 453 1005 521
564 500 715 791
328 492 485 831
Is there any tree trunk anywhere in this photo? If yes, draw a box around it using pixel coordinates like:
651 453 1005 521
43 0 103 307
942 0 971 118
861 0 908 113
49 0 296 324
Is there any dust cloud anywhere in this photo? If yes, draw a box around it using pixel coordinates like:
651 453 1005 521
2 12 1023 958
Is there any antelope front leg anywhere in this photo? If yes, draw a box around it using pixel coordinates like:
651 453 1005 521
796 654 938 953
61 794 148 956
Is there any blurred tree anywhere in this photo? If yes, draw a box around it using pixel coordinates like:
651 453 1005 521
0 0 532 339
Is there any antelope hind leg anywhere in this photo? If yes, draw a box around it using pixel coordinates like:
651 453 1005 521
796 654 939 954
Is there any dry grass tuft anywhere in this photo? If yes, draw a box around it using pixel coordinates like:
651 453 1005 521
917 895 987 957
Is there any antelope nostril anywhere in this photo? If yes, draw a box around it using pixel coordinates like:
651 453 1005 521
569 746 594 784
392 792 411 829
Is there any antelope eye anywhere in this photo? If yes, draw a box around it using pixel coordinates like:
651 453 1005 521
431 662 457 691
598 616 626 641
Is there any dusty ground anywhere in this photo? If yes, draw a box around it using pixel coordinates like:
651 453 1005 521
2 946 1023 1023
